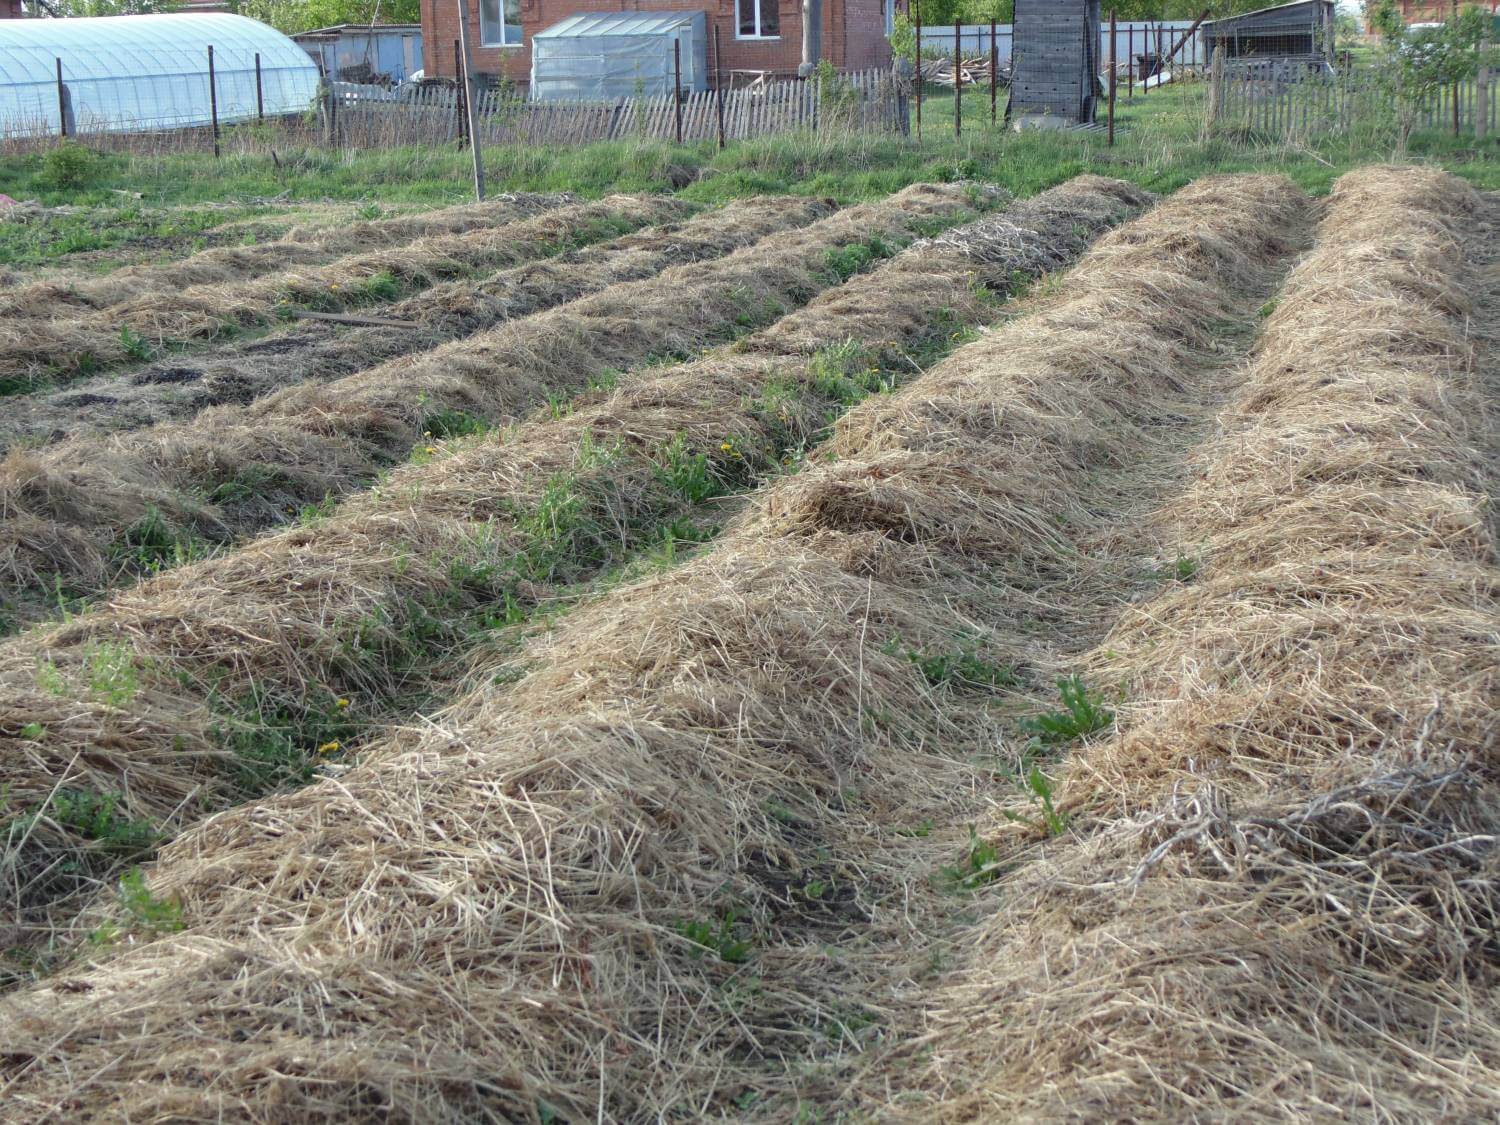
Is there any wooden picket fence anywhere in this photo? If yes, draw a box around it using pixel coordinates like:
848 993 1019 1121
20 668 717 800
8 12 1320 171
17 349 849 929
1208 56 1497 140
331 69 906 148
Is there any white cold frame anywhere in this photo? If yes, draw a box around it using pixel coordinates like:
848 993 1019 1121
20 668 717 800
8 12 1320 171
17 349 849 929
737 0 779 39
480 0 523 46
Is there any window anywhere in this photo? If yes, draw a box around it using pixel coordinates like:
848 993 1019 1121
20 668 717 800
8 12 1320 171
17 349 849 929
737 0 779 39
480 0 522 47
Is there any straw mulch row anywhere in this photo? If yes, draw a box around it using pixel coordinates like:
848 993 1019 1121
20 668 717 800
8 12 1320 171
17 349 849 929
0 196 817 453
0 175 1308 1119
0 192 576 321
884 166 1500 1120
0 194 682 384
0 184 975 613
0 177 1147 965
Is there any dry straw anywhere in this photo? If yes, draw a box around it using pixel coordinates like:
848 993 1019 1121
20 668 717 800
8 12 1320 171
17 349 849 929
0 175 1306 1119
0 194 661 382
0 194 841 452
0 176 1149 955
0 184 973 610
887 166 1500 1120
0 192 576 322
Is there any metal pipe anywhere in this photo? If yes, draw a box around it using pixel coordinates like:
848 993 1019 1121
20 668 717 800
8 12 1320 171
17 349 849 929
207 45 220 158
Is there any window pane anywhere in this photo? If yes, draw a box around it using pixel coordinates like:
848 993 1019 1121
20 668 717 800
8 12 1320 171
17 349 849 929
479 0 500 45
739 0 756 37
503 0 522 44
761 0 778 35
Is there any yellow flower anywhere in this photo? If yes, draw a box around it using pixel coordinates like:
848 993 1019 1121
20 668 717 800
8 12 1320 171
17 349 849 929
335 698 350 709
329 283 341 291
424 446 437 455
317 740 340 754
720 441 733 452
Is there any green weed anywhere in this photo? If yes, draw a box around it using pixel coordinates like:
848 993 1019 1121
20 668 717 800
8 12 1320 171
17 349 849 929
653 433 720 503
1004 765 1070 837
421 408 489 440
118 324 153 362
941 825 1002 890
90 868 183 945
33 789 157 857
1020 675 1114 743
678 910 753 963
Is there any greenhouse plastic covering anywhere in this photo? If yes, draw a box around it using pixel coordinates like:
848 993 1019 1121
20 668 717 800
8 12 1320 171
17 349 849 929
531 11 708 102
0 13 320 137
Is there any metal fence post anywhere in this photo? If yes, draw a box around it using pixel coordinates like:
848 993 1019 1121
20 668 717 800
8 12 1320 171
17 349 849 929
1108 10 1116 145
1128 25 1134 98
674 38 683 145
55 57 66 140
207 45 221 158
914 0 922 139
255 52 264 121
714 25 726 148
453 40 466 148
953 20 961 138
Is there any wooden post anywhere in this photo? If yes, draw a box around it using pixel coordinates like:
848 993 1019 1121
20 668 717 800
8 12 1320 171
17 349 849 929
254 52 264 121
714 25 727 148
674 38 683 144
953 20 961 137
990 19 997 124
207 45 221 158
1208 44 1223 127
55 57 66 139
1478 33 1491 141
1452 0 1461 136
455 0 486 201
1108 9 1116 145
1128 25 1134 97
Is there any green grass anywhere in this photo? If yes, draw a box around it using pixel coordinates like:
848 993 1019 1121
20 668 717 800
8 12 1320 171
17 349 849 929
3 78 1494 273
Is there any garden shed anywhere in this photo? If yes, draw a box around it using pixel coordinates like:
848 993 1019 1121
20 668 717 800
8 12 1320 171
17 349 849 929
0 13 320 138
1202 0 1336 66
529 11 709 102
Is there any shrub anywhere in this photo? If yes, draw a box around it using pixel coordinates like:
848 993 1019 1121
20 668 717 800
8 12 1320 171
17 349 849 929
39 142 100 191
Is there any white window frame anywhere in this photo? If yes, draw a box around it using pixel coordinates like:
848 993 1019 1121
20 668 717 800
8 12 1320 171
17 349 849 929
736 0 780 40
479 0 523 48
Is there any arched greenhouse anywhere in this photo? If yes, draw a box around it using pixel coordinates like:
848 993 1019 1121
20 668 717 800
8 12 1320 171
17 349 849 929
0 13 320 137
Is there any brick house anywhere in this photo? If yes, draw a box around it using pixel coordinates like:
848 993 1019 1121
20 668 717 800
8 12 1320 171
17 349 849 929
1368 0 1498 30
420 0 894 89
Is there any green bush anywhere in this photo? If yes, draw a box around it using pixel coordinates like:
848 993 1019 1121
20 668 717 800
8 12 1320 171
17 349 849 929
39 142 101 190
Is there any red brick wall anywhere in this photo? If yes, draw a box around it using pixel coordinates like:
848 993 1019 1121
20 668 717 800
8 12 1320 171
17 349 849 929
423 0 890 88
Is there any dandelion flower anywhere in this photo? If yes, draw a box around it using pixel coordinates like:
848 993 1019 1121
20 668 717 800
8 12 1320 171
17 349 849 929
720 442 734 452
317 740 341 754
335 698 351 709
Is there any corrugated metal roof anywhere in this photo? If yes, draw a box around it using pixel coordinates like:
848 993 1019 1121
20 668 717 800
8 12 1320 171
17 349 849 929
534 11 701 40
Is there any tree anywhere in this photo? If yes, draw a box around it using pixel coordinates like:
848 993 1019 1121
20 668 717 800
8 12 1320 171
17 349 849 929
49 0 175 12
1367 0 1495 148
231 0 421 35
